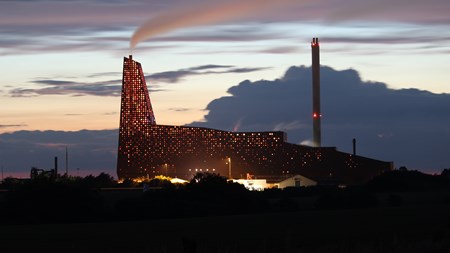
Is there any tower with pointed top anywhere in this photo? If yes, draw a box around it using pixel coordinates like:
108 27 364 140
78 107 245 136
117 55 156 179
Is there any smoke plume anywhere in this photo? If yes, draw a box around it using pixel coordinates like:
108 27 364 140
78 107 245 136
130 0 303 49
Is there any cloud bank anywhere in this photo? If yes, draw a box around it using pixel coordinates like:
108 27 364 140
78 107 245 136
189 66 450 172
146 65 268 83
1 0 449 55
10 79 122 97
7 65 266 97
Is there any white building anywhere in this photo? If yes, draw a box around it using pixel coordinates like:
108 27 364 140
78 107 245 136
232 179 267 191
277 175 317 189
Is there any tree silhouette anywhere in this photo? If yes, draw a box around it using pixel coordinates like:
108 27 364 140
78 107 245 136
147 177 174 189
187 172 230 196
82 172 116 188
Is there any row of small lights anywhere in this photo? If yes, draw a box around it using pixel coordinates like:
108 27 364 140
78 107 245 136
188 168 216 172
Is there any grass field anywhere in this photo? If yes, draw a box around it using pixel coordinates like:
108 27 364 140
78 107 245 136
1 203 450 253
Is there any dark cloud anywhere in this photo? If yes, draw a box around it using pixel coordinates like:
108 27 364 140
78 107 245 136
32 80 79 86
189 65 233 71
147 65 268 83
0 124 27 128
169 107 193 112
64 114 83 116
0 130 118 177
1 0 448 56
324 35 450 54
6 71 169 97
0 26 131 56
103 112 118 115
224 67 270 74
258 46 300 54
151 32 289 43
146 70 193 83
9 78 122 97
87 72 121 78
322 0 450 25
326 36 450 45
189 66 450 173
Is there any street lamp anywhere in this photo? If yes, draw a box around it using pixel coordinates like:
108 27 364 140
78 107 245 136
164 163 168 176
226 157 232 179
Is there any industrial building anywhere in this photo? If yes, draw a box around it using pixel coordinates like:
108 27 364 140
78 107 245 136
117 39 393 185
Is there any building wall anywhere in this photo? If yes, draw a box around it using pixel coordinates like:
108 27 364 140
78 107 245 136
117 56 156 179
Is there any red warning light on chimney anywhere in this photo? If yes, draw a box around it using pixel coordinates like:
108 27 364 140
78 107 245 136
311 38 320 47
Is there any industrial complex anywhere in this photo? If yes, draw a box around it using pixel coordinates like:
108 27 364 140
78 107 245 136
117 38 393 186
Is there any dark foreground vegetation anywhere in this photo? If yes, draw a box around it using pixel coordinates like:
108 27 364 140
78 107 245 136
1 169 450 252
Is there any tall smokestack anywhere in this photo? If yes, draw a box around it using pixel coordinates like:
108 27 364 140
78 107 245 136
311 37 321 147
352 138 356 155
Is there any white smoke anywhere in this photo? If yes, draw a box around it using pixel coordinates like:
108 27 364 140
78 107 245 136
232 117 245 132
130 0 306 49
130 0 449 49
272 121 306 131
300 139 314 146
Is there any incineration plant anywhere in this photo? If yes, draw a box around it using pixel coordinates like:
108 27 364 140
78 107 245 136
117 38 393 185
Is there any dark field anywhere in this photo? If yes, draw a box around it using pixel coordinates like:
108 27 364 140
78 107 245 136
1 200 450 253
2 171 450 252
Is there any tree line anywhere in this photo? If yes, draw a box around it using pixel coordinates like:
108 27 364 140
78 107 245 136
0 168 449 225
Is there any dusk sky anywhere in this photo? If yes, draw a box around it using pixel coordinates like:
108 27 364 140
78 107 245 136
1 0 449 178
